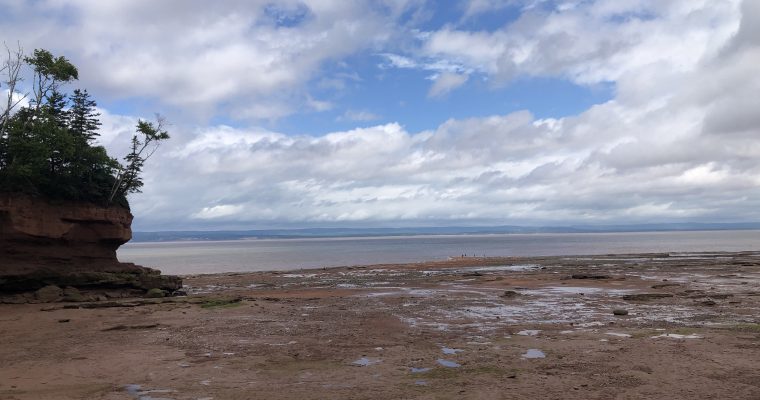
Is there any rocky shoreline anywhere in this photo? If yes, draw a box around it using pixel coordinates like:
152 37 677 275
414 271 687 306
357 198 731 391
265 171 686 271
1 252 759 399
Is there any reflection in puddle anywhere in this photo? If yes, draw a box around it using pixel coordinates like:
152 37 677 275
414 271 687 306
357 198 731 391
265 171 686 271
459 265 540 273
651 333 703 339
441 347 464 355
125 385 142 396
437 359 461 368
124 384 176 400
352 357 381 366
522 349 546 359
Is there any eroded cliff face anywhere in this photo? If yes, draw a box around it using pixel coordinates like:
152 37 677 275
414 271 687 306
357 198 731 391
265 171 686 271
0 193 181 293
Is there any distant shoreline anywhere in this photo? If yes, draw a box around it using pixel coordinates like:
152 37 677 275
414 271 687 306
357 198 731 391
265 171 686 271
118 230 760 276
130 224 760 243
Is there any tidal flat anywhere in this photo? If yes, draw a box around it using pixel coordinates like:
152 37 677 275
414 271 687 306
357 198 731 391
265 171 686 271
1 252 760 399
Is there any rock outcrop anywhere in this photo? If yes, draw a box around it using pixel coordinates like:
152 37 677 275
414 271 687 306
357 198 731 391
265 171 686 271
0 193 181 294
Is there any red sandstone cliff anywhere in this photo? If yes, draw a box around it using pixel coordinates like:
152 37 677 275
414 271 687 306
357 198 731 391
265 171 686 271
0 193 181 293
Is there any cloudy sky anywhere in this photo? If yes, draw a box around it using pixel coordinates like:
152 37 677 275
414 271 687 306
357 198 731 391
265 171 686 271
2 0 759 231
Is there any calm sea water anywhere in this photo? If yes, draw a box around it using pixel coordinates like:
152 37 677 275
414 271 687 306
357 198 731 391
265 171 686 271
117 230 760 275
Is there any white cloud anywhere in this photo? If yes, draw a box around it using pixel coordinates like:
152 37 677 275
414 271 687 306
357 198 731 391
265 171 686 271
463 0 513 18
338 110 381 122
0 0 419 120
428 72 469 98
0 89 30 116
125 0 760 229
306 97 334 112
401 0 743 87
379 53 471 75
5 0 759 229
192 204 245 220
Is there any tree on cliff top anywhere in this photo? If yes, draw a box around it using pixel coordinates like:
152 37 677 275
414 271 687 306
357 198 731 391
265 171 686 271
0 45 168 208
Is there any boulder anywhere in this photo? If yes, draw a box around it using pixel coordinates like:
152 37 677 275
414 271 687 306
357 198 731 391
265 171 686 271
145 288 165 298
35 285 63 302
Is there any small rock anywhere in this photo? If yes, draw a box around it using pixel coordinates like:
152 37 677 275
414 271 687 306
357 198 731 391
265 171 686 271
101 323 158 331
62 286 80 296
622 293 673 301
501 290 521 298
58 319 70 323
571 274 611 280
62 287 85 302
612 309 629 316
701 299 717 306
145 288 165 298
1 294 29 304
62 293 86 302
651 283 680 289
104 291 125 299
35 285 63 303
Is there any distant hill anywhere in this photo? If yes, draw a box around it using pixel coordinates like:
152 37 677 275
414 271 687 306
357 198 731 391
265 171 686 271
131 223 760 242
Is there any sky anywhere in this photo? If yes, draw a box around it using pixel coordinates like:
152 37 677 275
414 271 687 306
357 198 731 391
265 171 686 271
1 0 759 231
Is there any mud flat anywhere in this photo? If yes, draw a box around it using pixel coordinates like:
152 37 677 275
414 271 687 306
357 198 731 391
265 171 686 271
1 252 760 399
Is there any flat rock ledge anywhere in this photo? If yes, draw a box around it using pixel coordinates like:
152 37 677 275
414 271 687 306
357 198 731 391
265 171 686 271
0 193 181 300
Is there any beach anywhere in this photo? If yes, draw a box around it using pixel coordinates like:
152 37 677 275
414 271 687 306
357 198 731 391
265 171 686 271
2 252 760 399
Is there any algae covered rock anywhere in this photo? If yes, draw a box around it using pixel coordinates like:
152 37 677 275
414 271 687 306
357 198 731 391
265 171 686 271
35 285 63 303
146 288 165 298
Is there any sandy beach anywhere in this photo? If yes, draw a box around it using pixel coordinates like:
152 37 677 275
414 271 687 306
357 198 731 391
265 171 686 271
2 252 760 399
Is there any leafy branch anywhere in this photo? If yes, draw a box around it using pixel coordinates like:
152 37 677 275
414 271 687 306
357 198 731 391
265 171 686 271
108 116 170 204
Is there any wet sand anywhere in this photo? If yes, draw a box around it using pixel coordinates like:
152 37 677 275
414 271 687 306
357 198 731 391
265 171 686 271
1 252 760 399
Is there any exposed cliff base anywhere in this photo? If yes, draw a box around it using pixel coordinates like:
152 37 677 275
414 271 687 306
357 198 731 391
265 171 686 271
0 194 181 297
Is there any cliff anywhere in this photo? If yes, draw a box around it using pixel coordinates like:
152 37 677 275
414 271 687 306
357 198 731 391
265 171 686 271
0 193 181 295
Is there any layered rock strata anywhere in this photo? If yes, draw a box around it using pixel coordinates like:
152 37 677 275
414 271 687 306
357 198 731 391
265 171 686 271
0 193 181 294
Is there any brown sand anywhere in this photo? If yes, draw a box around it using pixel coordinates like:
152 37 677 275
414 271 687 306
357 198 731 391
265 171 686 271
1 252 759 399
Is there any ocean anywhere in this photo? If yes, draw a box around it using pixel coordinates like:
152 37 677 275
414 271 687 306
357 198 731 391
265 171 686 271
117 230 760 275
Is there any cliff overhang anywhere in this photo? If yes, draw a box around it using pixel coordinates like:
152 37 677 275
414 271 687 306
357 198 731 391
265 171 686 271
0 193 181 295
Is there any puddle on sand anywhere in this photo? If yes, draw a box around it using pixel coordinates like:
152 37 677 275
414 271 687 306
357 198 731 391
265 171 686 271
437 359 461 368
352 357 381 366
124 384 175 400
605 332 632 338
411 367 432 373
441 347 464 355
125 385 142 396
521 349 546 359
461 265 540 273
651 333 703 339
415 380 429 386
516 330 541 336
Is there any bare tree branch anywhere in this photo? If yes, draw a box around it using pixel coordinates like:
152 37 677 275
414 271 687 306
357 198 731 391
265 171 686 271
0 42 27 137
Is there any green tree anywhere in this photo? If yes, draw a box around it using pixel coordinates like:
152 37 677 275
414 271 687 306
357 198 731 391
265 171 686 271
0 47 168 208
24 49 78 114
108 117 170 203
68 89 100 143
